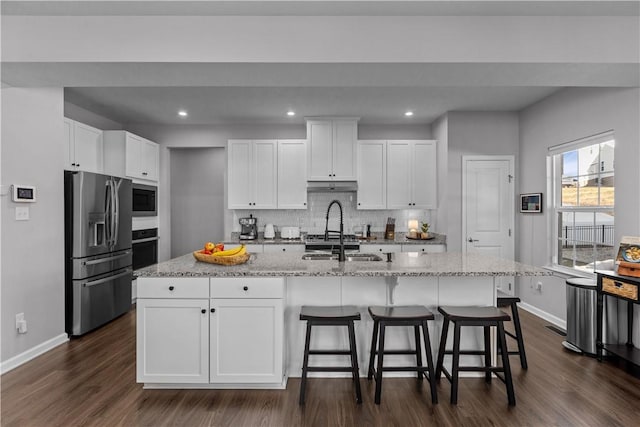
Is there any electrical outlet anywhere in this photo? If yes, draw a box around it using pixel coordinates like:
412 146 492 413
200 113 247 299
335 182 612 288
15 206 29 221
535 281 543 292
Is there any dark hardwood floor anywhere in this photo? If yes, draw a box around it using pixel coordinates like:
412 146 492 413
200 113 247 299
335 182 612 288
2 306 640 426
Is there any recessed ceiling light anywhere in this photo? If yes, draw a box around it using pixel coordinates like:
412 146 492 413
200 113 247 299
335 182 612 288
287 111 296 116
405 111 414 117
178 110 188 117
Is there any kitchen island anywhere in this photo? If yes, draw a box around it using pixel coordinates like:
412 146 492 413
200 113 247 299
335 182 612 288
135 251 548 389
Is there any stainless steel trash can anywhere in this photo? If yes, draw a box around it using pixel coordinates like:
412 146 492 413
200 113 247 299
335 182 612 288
563 278 617 355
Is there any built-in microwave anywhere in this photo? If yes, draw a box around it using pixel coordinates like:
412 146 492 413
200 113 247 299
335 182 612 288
132 183 157 217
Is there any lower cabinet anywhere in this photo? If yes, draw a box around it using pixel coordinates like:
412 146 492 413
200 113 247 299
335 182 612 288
136 297 210 384
137 276 284 387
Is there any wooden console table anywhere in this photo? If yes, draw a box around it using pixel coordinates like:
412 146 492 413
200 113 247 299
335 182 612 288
596 271 640 366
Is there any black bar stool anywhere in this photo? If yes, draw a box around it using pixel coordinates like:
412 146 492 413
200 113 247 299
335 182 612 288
367 305 438 405
299 305 362 405
435 306 516 406
497 294 528 369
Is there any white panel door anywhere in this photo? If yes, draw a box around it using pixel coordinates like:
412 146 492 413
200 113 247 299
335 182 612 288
386 141 412 209
278 140 307 209
210 298 284 384
463 156 515 294
412 141 437 209
227 140 252 209
136 298 209 383
307 121 333 180
253 140 278 209
357 140 386 209
332 120 357 180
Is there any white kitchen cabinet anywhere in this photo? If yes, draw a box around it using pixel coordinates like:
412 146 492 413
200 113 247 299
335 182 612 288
136 277 210 384
263 244 305 253
64 118 103 173
228 140 278 209
307 118 358 181
362 244 402 253
401 244 446 253
357 140 386 209
387 140 437 209
103 130 159 182
210 278 284 384
277 140 307 209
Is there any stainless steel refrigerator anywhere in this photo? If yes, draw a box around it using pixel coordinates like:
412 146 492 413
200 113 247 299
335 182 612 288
64 171 133 336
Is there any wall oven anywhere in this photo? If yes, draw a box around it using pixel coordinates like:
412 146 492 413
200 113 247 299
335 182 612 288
132 228 158 270
132 183 157 217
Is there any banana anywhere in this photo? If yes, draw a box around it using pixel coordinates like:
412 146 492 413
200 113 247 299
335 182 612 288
212 245 245 257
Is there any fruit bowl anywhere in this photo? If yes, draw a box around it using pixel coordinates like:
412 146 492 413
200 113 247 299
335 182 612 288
193 251 250 265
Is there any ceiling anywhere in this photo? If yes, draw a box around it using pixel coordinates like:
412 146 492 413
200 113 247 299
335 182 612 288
4 1 638 127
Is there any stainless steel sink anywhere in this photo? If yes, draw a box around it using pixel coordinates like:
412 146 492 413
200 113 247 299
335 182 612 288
301 253 383 262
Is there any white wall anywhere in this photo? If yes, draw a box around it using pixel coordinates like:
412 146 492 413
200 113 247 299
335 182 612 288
1 87 67 364
64 102 123 131
518 87 640 327
445 112 520 252
432 115 448 235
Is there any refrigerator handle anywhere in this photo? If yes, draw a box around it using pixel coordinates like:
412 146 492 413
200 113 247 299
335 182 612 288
83 269 132 288
104 180 112 247
113 178 122 247
82 250 132 266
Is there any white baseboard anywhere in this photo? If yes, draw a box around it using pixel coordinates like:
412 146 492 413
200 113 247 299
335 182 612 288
519 302 566 331
0 333 69 375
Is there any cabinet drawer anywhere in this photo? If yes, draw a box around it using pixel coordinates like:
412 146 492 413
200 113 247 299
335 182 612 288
602 277 638 301
401 244 446 253
263 244 305 253
362 244 402 253
137 277 209 299
211 277 284 299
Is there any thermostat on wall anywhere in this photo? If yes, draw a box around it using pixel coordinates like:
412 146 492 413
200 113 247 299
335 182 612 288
12 185 36 202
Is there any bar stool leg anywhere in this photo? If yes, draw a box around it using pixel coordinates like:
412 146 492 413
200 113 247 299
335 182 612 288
497 321 516 406
347 320 363 404
374 323 386 404
510 302 528 369
435 317 450 381
414 325 424 381
484 326 492 384
421 320 438 404
368 320 379 380
450 322 462 405
299 321 313 405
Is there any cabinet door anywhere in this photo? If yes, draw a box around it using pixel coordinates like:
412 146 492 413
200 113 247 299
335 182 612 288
412 141 437 209
210 298 284 384
227 140 253 209
137 298 209 383
125 133 144 178
141 139 159 181
357 140 386 209
307 121 333 180
73 121 103 173
63 118 75 170
386 141 412 209
278 140 307 209
332 120 357 180
253 140 278 209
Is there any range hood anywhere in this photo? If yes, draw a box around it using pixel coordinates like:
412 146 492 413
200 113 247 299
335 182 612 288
307 181 358 192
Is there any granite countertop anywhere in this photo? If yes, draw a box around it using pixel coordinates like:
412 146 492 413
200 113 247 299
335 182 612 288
226 231 446 246
135 251 549 278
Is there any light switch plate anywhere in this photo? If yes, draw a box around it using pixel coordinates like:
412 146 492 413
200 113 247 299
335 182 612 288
15 206 29 221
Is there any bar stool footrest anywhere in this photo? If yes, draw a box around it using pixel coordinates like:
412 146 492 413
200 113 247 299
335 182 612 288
307 366 356 372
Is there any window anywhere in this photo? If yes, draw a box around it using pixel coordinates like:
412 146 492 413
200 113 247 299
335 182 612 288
549 132 615 274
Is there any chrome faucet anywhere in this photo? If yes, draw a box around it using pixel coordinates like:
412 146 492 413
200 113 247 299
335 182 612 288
324 199 346 262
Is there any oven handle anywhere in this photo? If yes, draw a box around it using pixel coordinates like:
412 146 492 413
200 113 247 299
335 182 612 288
133 237 159 244
83 250 132 266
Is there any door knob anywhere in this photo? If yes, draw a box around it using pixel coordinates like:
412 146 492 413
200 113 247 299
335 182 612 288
467 238 479 243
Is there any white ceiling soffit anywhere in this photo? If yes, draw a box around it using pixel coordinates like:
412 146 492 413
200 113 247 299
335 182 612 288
2 0 639 16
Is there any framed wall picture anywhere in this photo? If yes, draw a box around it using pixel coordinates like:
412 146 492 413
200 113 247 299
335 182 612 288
520 193 542 213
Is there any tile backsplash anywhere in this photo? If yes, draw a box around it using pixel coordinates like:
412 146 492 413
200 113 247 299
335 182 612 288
231 192 434 236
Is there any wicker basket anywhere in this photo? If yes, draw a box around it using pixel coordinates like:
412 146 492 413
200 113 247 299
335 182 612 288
193 251 250 265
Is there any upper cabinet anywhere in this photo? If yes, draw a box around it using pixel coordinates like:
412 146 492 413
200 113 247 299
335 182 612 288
277 140 307 209
387 140 437 209
357 140 387 209
228 140 278 209
103 131 159 182
307 118 358 181
64 118 103 173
